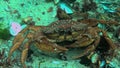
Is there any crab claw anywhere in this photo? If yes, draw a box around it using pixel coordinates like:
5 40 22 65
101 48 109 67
52 44 68 53
35 37 68 53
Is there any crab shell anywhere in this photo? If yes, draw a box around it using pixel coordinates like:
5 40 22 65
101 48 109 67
42 20 88 42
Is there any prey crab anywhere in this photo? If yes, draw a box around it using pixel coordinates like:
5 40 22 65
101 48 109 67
7 19 117 68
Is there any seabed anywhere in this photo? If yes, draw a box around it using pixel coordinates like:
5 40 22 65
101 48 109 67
0 0 120 68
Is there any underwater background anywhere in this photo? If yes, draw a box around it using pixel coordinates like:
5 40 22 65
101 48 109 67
0 0 120 68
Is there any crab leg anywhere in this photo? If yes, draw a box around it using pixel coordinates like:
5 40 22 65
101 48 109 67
8 38 24 61
73 45 96 59
7 27 28 62
73 37 100 59
35 37 68 53
21 41 29 68
101 30 116 50
73 28 101 59
13 26 29 44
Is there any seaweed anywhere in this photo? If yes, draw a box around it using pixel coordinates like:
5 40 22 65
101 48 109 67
0 23 11 40
0 49 20 68
82 0 97 12
0 28 11 40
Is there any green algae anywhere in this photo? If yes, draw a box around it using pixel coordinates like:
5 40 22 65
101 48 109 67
0 23 11 40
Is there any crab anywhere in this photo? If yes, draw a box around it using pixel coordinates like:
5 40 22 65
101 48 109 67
7 19 117 68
